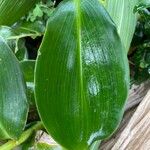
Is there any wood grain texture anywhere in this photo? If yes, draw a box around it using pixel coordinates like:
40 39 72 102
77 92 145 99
126 80 150 111
112 89 150 150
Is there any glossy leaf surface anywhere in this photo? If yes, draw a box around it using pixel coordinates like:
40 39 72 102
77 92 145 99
0 37 28 139
35 0 129 149
105 0 140 52
0 0 39 26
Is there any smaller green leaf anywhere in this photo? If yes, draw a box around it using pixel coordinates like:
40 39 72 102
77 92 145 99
0 0 39 25
26 1 55 22
33 5 44 18
0 37 28 139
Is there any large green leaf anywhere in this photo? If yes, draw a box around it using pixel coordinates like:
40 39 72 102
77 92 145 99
0 37 28 139
0 0 39 26
35 0 129 149
105 0 140 52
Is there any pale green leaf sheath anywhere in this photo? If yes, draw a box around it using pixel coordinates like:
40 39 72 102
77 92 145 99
0 0 39 26
35 0 129 150
0 37 28 139
106 0 140 52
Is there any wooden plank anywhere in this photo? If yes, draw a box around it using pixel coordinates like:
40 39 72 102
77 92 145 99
125 80 150 111
111 90 150 150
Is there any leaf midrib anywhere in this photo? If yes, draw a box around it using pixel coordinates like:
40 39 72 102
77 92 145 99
74 0 84 101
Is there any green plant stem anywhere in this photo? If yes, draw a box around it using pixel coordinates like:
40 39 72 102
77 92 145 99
0 122 43 150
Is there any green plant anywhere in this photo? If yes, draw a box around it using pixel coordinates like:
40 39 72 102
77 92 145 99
0 0 149 150
129 0 150 83
35 0 129 149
